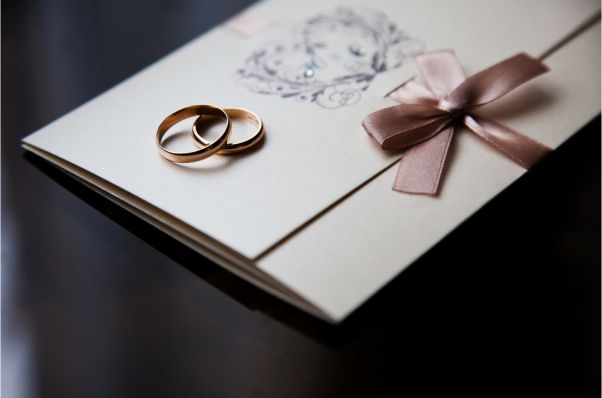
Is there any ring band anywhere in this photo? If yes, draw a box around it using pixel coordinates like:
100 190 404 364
156 105 231 163
192 107 264 155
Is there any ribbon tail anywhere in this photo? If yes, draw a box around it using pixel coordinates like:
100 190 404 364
389 76 439 105
464 114 552 168
393 126 454 195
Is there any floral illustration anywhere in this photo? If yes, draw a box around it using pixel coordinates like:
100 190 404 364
236 7 424 109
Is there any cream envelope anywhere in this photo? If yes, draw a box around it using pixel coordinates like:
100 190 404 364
22 0 601 322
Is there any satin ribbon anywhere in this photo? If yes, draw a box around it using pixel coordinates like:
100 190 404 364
362 50 553 195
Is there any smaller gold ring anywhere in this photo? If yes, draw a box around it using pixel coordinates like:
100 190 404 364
192 107 264 155
156 105 231 163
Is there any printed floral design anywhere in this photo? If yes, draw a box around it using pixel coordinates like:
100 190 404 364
236 7 424 109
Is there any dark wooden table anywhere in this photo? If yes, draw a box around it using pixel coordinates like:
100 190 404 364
2 1 600 397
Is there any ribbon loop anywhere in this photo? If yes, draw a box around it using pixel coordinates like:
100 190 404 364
445 53 549 110
415 50 466 98
362 104 449 150
363 50 552 195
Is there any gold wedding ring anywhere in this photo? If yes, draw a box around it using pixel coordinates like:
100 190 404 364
192 107 264 155
156 104 231 163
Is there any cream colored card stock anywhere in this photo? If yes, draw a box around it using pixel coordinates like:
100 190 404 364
22 0 601 322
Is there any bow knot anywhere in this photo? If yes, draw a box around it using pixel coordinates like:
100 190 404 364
363 50 552 195
437 98 458 114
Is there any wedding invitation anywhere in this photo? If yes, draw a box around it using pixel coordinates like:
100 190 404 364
22 0 601 322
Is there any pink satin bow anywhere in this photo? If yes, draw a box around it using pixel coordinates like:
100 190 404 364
362 50 553 195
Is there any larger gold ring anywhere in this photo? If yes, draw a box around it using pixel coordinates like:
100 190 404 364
192 107 264 155
156 104 231 163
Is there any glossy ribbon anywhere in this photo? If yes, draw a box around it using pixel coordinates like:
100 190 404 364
362 50 552 195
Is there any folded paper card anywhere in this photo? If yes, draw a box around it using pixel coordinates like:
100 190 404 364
22 0 601 322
